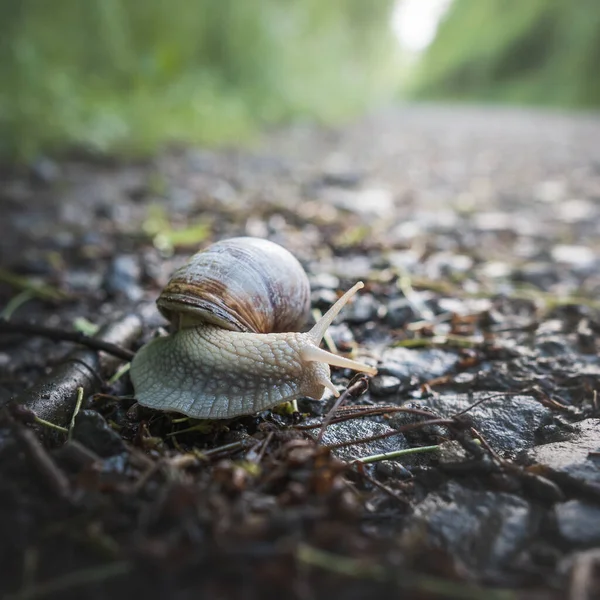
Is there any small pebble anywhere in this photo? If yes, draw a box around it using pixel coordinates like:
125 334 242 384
343 293 378 324
555 500 600 546
384 298 417 328
370 375 402 396
104 255 143 301
72 410 127 458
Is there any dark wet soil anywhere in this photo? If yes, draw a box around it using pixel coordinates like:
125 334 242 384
1 104 600 599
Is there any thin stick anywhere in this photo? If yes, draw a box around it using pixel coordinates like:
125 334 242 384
5 561 130 600
68 387 84 441
1 290 35 320
0 319 135 361
33 416 69 434
11 419 71 501
353 467 410 505
294 405 445 430
317 376 369 444
323 418 454 451
354 445 440 465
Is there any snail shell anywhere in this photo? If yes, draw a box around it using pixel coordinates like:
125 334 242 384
130 237 376 419
157 237 310 333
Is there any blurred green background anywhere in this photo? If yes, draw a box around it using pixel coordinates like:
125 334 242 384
1 0 599 162
411 0 600 109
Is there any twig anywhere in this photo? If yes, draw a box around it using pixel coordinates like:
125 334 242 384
1 290 35 320
352 466 410 504
196 439 254 459
452 391 525 417
247 432 274 464
15 313 142 438
296 543 384 580
317 375 369 444
296 544 516 600
107 362 131 385
68 387 84 441
5 561 131 600
33 416 69 434
0 267 67 301
0 319 135 361
323 418 454 451
353 444 439 465
294 405 446 430
10 416 71 501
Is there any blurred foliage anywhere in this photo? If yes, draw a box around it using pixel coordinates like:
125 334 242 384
410 0 600 109
0 0 397 161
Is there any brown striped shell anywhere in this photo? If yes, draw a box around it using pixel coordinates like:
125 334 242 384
157 237 311 333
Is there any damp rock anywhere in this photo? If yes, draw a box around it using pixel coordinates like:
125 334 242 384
343 293 379 324
309 272 340 291
319 170 363 189
30 156 61 184
71 410 127 458
322 187 393 218
311 288 339 311
103 255 143 302
402 481 538 580
378 347 459 387
413 393 553 456
512 263 559 289
64 269 103 293
384 298 417 328
435 440 470 465
305 419 408 463
555 500 600 547
327 323 356 350
370 375 402 396
523 419 600 488
551 245 596 272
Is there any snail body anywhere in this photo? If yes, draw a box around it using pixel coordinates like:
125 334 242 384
130 237 376 419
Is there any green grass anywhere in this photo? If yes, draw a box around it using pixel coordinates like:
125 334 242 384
0 0 397 161
410 0 600 110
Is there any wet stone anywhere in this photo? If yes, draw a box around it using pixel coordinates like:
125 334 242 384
435 440 470 465
342 293 379 324
309 272 340 291
30 156 62 184
555 500 600 547
551 245 596 272
523 419 600 488
383 298 417 328
327 323 356 349
402 481 538 580
512 262 560 289
305 419 408 463
370 375 402 396
378 347 459 387
311 288 341 312
103 255 143 301
413 393 553 456
319 170 363 189
72 410 127 458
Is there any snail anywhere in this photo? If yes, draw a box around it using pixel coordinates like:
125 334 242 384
130 237 377 419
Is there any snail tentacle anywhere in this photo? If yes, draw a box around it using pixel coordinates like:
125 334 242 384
308 281 364 343
300 345 376 376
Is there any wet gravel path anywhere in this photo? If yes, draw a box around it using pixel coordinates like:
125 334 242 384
1 104 600 599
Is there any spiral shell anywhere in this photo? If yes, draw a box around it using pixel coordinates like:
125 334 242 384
157 237 311 333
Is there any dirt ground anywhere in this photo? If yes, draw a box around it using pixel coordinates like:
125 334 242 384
1 104 600 599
